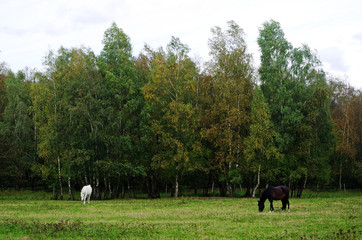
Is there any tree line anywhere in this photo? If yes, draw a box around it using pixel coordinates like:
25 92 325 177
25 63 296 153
0 20 361 199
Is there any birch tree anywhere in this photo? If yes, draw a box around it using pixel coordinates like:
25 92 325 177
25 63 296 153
97 22 146 198
204 21 254 196
330 80 360 189
244 87 279 197
143 37 200 198
258 20 335 195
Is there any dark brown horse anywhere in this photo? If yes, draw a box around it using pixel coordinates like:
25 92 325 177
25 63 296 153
258 186 290 212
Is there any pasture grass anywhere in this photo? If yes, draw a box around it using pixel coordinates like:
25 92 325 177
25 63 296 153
0 190 361 239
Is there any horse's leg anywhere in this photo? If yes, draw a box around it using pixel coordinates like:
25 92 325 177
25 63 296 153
282 200 286 210
269 199 274 212
287 199 290 212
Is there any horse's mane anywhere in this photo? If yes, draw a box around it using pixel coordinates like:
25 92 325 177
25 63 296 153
260 186 273 202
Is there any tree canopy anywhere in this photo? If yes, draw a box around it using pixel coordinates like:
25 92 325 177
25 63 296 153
0 20 360 198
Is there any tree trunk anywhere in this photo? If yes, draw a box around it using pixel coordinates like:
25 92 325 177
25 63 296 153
227 182 233 197
147 175 160 199
146 176 157 199
203 177 211 196
108 176 112 199
339 159 342 190
252 165 261 198
219 181 227 197
175 173 179 198
52 185 56 200
244 185 251 197
104 177 108 200
146 178 150 198
67 177 73 200
127 178 131 199
113 181 120 199
121 183 125 198
243 177 252 197
95 175 100 200
288 177 291 192
57 156 63 200
339 109 348 190
297 175 308 198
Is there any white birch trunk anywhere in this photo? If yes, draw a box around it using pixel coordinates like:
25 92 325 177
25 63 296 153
339 160 343 190
68 177 72 200
252 165 261 198
57 156 63 200
303 174 308 190
96 175 100 199
175 173 179 198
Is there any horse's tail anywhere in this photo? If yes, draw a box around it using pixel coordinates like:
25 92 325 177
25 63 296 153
81 188 85 201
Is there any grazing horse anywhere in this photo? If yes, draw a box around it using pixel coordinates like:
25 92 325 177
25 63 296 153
81 185 92 204
258 186 289 212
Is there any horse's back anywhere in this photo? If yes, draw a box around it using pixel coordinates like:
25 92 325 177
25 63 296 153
82 185 92 195
270 186 288 200
279 186 289 197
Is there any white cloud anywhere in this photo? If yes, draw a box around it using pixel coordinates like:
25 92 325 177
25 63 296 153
354 32 362 42
319 47 349 72
0 0 361 89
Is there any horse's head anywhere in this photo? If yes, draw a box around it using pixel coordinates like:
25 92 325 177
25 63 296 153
258 200 265 212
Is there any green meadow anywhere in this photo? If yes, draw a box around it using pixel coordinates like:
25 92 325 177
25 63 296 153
0 190 361 239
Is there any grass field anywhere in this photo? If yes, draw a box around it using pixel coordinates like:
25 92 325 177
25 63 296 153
0 190 361 239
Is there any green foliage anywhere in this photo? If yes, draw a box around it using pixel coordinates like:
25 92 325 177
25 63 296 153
202 21 254 196
244 87 280 180
0 64 7 121
258 20 336 191
97 22 147 182
142 37 201 196
0 20 360 195
0 70 37 188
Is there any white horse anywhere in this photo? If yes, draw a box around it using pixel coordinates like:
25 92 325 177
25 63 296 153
81 185 92 204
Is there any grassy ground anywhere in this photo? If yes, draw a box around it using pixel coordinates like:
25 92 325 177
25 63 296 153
0 190 361 239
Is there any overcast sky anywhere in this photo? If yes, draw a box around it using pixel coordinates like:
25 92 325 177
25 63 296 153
1 0 361 89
